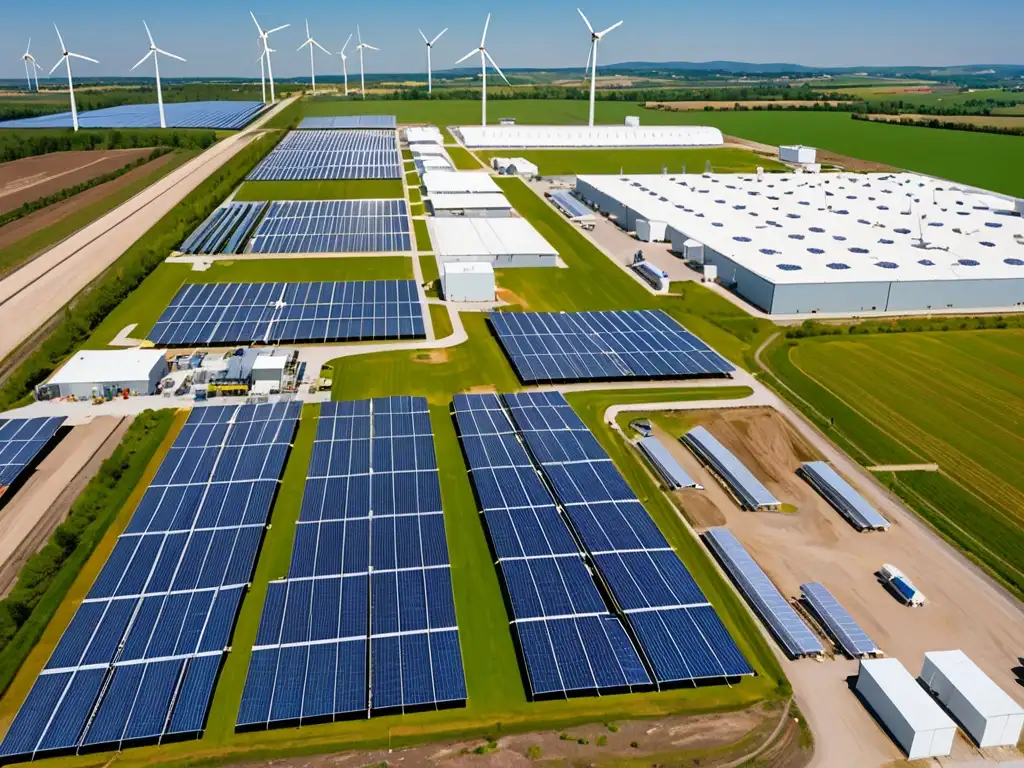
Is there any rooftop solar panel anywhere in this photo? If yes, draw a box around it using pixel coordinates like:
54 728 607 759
0 403 300 761
801 582 881 658
237 397 466 728
682 427 779 510
549 190 594 220
0 416 66 490
248 129 401 181
489 310 734 384
298 115 397 129
248 199 411 254
637 437 697 490
800 461 890 531
703 527 822 658
0 101 264 130
147 280 424 347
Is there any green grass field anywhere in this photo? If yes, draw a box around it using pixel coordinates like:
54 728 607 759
234 179 405 201
476 148 786 176
447 145 484 170
763 330 1024 599
428 303 454 339
413 219 432 252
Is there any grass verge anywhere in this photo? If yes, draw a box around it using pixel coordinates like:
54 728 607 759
447 145 483 170
414 219 432 252
234 179 405 201
429 303 454 340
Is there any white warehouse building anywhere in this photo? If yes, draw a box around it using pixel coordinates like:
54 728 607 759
575 172 1024 315
455 124 724 148
427 218 558 268
39 349 169 399
442 261 496 302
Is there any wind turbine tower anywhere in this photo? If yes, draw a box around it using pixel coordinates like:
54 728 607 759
355 26 379 99
130 22 186 129
578 8 623 127
419 27 447 94
250 12 289 104
454 14 509 126
297 20 331 94
338 34 353 96
49 25 98 132
22 40 42 92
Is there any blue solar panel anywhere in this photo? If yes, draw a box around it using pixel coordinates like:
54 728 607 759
0 101 264 130
248 129 401 181
489 310 735 384
180 202 267 255
147 280 425 346
237 397 466 729
549 190 594 219
0 403 300 761
0 416 66 489
800 461 890 531
683 427 779 510
249 199 411 254
801 582 880 658
299 115 397 129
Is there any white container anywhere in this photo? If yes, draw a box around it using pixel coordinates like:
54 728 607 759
703 264 718 282
442 261 495 302
920 650 1024 748
779 144 817 164
625 115 640 127
684 239 705 264
856 658 957 760
635 219 667 242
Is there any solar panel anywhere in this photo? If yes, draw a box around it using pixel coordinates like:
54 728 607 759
237 396 466 728
799 462 890 531
682 427 779 510
489 310 734 384
298 116 397 129
180 202 267 255
703 527 823 658
549 190 594 220
637 437 696 490
0 403 301 761
147 280 425 347
248 130 401 181
0 101 264 130
801 582 881 658
248 199 411 254
0 416 66 490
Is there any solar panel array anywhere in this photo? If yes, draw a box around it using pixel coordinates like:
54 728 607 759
682 427 779 510
0 403 301 761
637 437 696 490
800 462 890 531
549 190 594 219
148 280 424 347
489 310 734 384
703 527 823 658
249 199 411 254
237 397 466 728
298 116 397 129
0 416 66 488
801 582 880 658
248 130 401 181
0 101 264 130
180 202 267 255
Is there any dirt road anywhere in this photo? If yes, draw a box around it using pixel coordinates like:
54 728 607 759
0 97 296 364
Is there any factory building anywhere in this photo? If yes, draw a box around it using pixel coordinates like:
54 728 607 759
427 218 558 268
576 172 1024 315
426 193 513 218
490 156 540 178
37 349 168 400
455 124 724 148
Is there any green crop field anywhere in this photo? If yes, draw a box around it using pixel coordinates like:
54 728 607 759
476 148 785 176
234 179 405 201
763 330 1024 599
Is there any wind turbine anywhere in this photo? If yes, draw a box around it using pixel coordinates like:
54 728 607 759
23 40 42 92
257 44 267 103
418 27 447 95
338 34 353 96
454 14 509 126
250 12 289 104
297 19 330 94
355 26 379 99
130 22 186 129
49 25 98 132
578 8 622 127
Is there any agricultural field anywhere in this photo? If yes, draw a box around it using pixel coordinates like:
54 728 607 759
476 147 785 175
762 330 1024 600
868 113 1024 129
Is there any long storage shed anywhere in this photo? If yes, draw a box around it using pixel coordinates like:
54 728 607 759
800 461 890 531
637 437 697 490
682 427 780 510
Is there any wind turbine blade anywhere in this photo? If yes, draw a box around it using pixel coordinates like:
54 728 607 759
69 53 99 64
25 38 31 57
250 11 263 34
297 40 308 51
597 20 623 37
53 24 66 53
130 50 154 71
364 44 379 51
267 24 290 34
584 42 592 81
341 33 352 54
49 58 64 76
577 8 595 34
313 40 330 55
431 28 448 45
357 25 362 44
484 49 510 86
419 29 429 44
35 61 44 72
305 19 310 38
157 49 186 62
454 48 477 66
143 20 155 47
481 13 491 46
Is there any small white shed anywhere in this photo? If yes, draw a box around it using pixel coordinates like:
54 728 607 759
684 238 705 263
920 650 1024 748
635 218 667 242
779 145 817 164
856 658 957 760
442 262 495 302
251 355 287 388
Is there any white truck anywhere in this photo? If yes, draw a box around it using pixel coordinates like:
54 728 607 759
880 564 926 606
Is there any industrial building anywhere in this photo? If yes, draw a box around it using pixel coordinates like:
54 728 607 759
454 124 724 148
920 650 1024 748
422 171 502 197
427 218 558 267
576 172 1024 315
855 658 957 759
426 193 512 217
441 262 495 302
404 126 444 145
490 156 539 178
37 349 168 399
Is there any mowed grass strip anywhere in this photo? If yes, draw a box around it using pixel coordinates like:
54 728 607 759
428 303 454 339
234 179 405 201
477 147 785 176
447 145 483 170
413 219 432 252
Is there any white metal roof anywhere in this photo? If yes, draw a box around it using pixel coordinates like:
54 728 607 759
251 355 287 371
577 172 1024 285
456 124 724 148
422 171 501 195
427 218 558 258
860 658 958 732
411 144 450 158
427 193 512 211
924 650 1024 718
50 349 166 385
492 156 540 174
444 261 494 275
404 126 443 144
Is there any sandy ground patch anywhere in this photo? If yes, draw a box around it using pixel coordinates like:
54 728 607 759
413 349 450 364
494 286 528 309
0 149 154 214
466 384 498 394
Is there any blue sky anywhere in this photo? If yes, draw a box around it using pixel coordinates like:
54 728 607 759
3 0 1022 80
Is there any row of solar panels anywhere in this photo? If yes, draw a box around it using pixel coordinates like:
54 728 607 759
0 101 265 130
179 202 267 255
0 417 66 489
248 129 401 181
